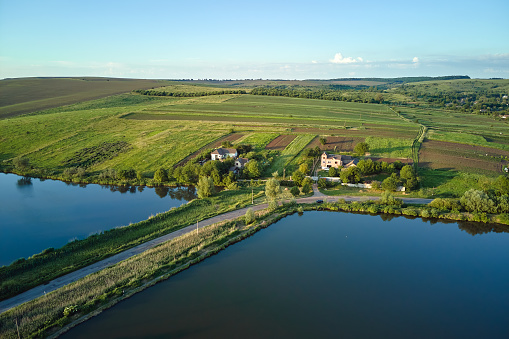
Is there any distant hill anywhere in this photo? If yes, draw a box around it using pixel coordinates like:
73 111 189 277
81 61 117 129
0 77 168 119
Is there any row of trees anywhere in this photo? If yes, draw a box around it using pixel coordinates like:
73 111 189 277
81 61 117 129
250 87 386 104
133 89 246 97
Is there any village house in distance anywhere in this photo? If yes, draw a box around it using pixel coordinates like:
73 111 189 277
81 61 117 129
211 148 238 161
321 152 359 170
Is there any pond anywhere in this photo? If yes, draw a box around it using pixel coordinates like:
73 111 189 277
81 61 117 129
62 211 509 339
0 173 196 266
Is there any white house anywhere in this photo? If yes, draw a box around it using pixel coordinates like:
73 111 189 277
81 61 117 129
211 148 238 161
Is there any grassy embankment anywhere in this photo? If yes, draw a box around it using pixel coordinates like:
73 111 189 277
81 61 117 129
2 198 508 339
0 187 265 301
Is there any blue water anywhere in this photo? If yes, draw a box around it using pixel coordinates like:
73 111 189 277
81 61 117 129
0 173 195 266
63 211 509 339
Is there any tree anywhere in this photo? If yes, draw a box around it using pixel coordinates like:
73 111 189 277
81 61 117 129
460 189 496 213
495 175 509 195
244 159 262 178
244 208 255 224
117 169 136 181
290 186 300 196
381 173 399 191
400 165 419 191
319 136 327 145
301 177 313 194
299 163 309 175
328 167 337 177
318 178 327 188
153 168 168 183
340 166 361 184
265 178 281 200
221 140 233 148
197 176 215 199
292 170 305 186
354 142 369 156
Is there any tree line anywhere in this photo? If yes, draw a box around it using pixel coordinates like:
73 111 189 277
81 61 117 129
132 89 246 97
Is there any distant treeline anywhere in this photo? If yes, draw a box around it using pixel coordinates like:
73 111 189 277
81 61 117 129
324 75 471 84
250 87 384 104
132 89 247 97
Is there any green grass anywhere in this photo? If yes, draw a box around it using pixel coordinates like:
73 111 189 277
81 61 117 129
0 102 227 174
265 134 316 175
365 136 414 158
418 168 498 198
235 133 279 150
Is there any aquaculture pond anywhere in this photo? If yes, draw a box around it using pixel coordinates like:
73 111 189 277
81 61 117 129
63 211 509 339
0 173 196 266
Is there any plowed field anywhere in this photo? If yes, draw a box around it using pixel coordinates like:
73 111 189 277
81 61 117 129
265 135 297 150
419 140 509 173
307 136 364 152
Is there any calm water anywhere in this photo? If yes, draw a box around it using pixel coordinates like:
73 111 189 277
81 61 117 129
63 211 509 339
0 173 196 266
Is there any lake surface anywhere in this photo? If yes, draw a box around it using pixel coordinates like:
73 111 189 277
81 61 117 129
0 173 196 266
63 211 509 339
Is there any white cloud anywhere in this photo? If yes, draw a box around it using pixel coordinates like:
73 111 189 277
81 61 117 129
413 57 419 63
311 60 318 64
330 53 363 64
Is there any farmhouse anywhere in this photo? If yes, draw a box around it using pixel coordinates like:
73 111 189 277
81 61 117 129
321 152 358 170
211 148 238 161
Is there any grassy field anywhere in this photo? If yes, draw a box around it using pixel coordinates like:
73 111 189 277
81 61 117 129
266 134 316 175
234 132 279 150
0 77 169 119
1 77 508 181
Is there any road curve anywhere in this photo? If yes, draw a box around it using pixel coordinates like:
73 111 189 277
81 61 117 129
0 190 431 314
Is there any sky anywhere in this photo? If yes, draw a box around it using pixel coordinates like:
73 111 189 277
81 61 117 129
0 0 508 80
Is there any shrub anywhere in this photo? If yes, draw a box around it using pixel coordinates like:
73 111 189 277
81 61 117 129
153 168 169 183
244 208 255 224
290 186 300 196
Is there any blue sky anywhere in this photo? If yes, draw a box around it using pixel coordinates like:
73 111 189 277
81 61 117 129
1 0 508 79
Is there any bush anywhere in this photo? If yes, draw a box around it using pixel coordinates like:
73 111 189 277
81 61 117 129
379 191 403 206
153 168 169 183
290 186 300 196
244 208 255 224
13 156 30 170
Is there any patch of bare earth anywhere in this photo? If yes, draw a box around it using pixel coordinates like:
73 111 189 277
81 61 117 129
265 135 297 150
419 140 509 173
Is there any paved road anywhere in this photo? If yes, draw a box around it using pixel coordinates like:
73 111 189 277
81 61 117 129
0 191 431 314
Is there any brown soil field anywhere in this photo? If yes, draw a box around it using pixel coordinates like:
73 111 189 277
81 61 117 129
419 140 509 173
307 136 364 152
0 77 166 118
175 133 244 167
265 135 297 150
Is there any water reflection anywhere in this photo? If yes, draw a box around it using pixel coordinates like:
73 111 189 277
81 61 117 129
16 176 32 186
1 173 197 266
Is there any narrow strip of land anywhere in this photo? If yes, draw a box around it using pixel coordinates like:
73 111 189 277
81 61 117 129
0 190 431 314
